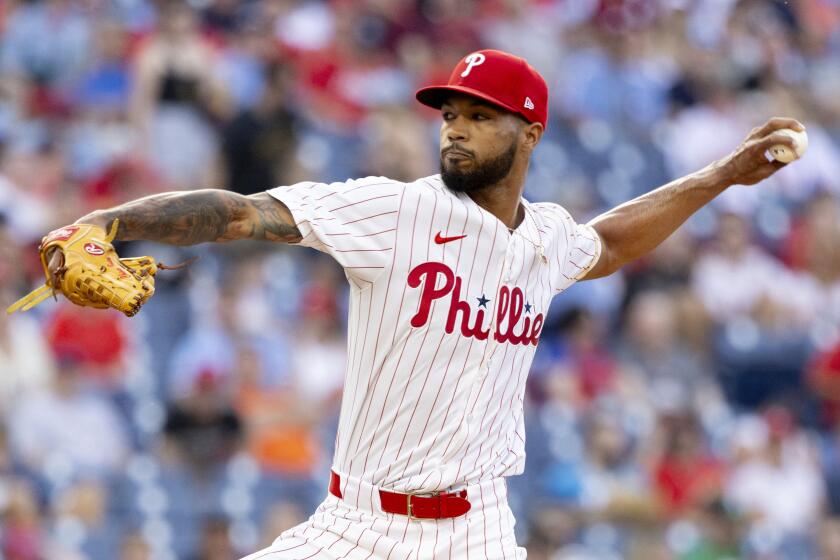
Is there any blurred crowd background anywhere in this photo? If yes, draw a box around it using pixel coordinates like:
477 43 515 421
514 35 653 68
1 0 840 559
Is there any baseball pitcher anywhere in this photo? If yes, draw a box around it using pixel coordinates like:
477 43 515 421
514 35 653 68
10 50 804 559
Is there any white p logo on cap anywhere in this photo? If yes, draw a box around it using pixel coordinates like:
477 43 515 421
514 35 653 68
460 52 486 77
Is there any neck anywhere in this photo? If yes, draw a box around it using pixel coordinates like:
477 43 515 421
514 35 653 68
466 160 529 230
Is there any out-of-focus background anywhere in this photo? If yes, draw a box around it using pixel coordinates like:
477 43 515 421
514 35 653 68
1 0 840 558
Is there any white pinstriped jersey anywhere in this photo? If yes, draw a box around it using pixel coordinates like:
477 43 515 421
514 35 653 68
267 174 601 495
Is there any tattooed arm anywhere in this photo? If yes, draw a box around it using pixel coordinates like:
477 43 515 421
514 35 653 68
77 190 302 245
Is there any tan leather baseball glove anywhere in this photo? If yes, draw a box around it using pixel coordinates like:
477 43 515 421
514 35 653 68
7 221 158 317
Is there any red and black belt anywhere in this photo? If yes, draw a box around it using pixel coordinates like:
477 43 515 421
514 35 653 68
329 470 471 520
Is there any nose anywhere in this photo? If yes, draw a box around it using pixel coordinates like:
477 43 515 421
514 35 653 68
443 117 468 143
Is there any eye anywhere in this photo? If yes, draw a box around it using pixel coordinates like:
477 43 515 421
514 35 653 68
473 113 489 121
442 111 455 121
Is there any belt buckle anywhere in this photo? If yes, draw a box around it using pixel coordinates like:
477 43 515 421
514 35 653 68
405 490 441 520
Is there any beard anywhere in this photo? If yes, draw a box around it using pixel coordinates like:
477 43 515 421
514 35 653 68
440 141 518 193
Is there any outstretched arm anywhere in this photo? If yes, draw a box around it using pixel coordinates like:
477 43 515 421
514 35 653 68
78 190 302 245
582 117 804 280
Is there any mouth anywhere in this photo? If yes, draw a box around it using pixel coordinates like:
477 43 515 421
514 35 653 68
442 149 473 162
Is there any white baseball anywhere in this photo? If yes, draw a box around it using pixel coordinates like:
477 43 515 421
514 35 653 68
769 128 808 163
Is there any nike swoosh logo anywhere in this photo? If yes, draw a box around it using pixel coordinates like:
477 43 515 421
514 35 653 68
434 232 467 244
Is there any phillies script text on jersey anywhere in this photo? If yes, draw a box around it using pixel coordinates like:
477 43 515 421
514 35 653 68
408 261 544 345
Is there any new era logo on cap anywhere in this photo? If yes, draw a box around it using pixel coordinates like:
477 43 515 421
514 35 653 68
415 49 549 129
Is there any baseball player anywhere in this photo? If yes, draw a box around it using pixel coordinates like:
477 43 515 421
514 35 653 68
11 50 804 558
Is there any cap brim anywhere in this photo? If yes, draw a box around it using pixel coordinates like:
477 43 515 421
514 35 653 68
415 85 522 119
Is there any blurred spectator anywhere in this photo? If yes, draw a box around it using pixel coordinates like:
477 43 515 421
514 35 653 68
163 377 242 474
536 308 619 403
694 212 813 406
168 284 291 400
816 404 840 515
818 517 840 560
80 159 163 212
577 412 658 550
679 499 743 560
0 163 51 243
291 264 346 405
44 305 130 384
552 25 676 128
808 340 840 427
782 192 840 345
130 1 229 188
0 0 92 93
236 345 321 479
360 105 436 181
0 288 56 412
64 18 140 183
617 291 711 412
725 406 825 556
51 480 120 559
651 412 724 516
692 212 790 324
155 380 245 557
75 19 132 113
231 266 344 513
119 531 151 560
190 514 236 560
7 354 129 478
212 6 273 110
221 61 297 195
622 226 698 300
1 479 45 560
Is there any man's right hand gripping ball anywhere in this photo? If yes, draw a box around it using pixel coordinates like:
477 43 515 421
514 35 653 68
7 221 157 317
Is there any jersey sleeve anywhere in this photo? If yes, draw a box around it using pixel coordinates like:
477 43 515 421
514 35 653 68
549 205 603 292
266 177 403 283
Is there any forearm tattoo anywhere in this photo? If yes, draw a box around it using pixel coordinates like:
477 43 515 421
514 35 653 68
244 193 303 243
79 190 301 245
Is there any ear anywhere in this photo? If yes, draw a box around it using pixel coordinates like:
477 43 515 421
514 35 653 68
521 122 544 152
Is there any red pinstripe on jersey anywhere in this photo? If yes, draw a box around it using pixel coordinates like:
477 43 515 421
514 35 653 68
342 211 399 226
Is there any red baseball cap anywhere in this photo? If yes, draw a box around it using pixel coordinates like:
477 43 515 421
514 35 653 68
416 49 549 129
